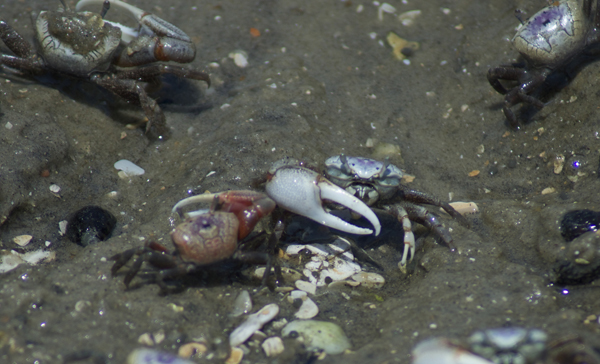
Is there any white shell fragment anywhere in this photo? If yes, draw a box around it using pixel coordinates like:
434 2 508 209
127 348 195 364
399 10 422 26
59 220 68 236
411 337 494 364
13 234 33 247
351 272 385 288
378 3 396 21
114 159 145 177
288 290 319 319
282 320 351 355
286 238 362 286
0 250 56 274
49 184 61 194
295 280 317 295
230 290 252 317
229 303 279 347
228 50 249 68
445 202 480 215
262 337 285 357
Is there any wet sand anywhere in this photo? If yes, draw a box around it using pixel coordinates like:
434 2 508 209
1 0 600 363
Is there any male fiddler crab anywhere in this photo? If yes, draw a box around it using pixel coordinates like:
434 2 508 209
0 0 210 139
111 158 381 293
488 0 600 128
323 154 470 272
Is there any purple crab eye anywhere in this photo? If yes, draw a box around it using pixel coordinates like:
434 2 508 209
571 160 581 169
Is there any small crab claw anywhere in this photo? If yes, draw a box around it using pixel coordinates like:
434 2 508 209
172 190 276 240
266 165 381 236
76 0 196 66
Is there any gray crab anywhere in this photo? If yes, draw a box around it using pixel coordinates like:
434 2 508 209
0 0 210 139
487 0 600 128
324 154 469 272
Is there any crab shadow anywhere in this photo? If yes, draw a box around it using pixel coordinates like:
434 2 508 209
26 72 212 130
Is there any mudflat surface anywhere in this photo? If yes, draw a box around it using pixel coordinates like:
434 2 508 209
1 0 600 363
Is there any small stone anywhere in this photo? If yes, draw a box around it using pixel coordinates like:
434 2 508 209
282 320 351 355
262 337 284 357
468 170 480 177
541 187 556 195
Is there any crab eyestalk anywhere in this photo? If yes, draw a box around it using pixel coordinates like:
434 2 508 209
266 163 381 236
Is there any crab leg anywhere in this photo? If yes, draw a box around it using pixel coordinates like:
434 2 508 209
266 165 381 236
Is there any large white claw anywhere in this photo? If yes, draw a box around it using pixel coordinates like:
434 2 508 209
266 165 381 236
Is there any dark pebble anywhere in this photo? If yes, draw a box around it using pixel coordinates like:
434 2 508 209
560 209 600 242
66 206 117 246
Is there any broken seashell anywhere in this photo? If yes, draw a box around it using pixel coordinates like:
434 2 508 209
178 342 208 358
351 272 385 288
229 303 279 347
114 159 145 177
295 280 317 295
224 346 244 364
282 320 351 355
127 348 195 364
288 290 319 319
230 290 252 317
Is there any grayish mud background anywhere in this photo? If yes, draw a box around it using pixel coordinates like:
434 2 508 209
1 0 600 363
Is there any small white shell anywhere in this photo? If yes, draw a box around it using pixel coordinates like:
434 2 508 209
229 303 279 347
127 348 195 364
295 280 317 295
138 333 155 346
287 240 362 286
230 290 252 317
288 290 319 319
114 159 145 177
13 234 32 247
351 272 385 288
228 50 248 68
49 184 61 194
399 10 422 26
262 337 284 357
447 202 479 215
411 337 493 364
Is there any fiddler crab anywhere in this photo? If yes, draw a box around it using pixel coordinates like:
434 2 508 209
412 327 600 364
111 157 381 293
324 154 469 272
0 0 210 139
488 0 600 128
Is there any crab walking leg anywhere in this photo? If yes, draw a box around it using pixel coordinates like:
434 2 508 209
266 166 381 236
384 205 415 273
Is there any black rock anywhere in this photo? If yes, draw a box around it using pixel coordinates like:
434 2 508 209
66 206 117 246
560 209 600 242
